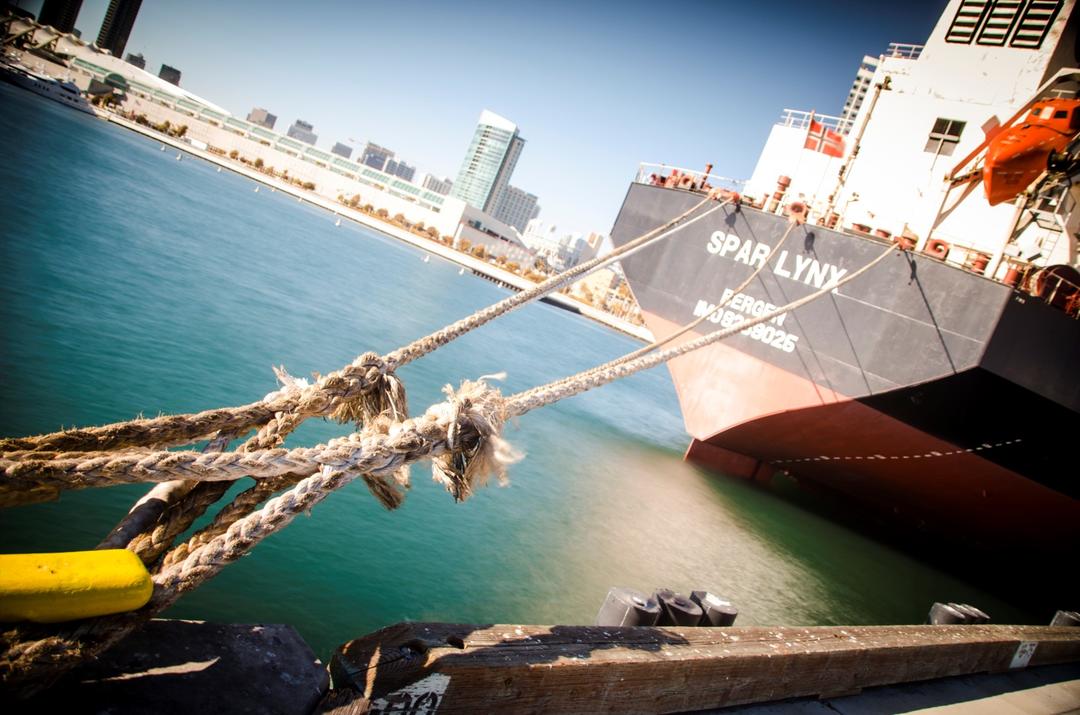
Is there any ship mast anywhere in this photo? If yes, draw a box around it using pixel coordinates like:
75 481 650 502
823 77 891 223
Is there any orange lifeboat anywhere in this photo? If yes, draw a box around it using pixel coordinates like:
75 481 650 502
983 99 1080 206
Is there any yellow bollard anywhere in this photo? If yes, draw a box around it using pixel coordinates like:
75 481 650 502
0 550 153 623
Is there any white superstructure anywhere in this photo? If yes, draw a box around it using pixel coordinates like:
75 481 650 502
746 0 1078 275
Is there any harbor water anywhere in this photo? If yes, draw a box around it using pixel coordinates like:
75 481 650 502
0 83 1033 661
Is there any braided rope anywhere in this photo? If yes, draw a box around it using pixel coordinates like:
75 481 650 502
383 197 722 369
153 241 899 597
508 242 899 416
95 196 727 567
545 216 798 390
0 379 508 693
0 193 745 692
1 237 897 694
2 197 721 572
0 198 717 459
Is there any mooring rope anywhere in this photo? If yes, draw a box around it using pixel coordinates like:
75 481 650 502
0 197 720 458
0 236 899 693
0 195 724 580
0 241 896 505
154 241 900 602
155 196 730 566
0 195 729 592
146 196 730 569
545 217 799 388
507 241 897 415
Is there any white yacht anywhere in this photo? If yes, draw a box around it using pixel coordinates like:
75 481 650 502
0 60 94 115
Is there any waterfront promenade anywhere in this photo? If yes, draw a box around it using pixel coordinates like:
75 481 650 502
102 111 653 343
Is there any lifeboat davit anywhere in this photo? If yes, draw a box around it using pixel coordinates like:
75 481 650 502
983 99 1080 206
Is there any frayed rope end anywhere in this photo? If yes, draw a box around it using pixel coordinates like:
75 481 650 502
430 376 522 502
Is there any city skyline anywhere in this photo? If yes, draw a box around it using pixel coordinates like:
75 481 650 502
18 0 945 234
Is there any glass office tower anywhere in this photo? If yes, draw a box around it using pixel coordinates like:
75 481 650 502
451 110 525 214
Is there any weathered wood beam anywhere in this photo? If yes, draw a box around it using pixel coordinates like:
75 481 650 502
328 622 1080 714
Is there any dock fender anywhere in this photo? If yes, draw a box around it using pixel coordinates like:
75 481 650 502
0 550 153 623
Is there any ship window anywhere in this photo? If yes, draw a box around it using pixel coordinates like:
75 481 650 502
924 118 966 156
1055 110 1068 118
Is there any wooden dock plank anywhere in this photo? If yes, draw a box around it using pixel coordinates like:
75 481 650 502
328 623 1080 714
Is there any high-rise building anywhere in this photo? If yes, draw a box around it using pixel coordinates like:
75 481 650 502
38 0 83 33
838 55 879 134
384 158 415 182
421 174 453 196
96 0 142 59
451 110 525 214
246 107 277 130
331 142 353 159
158 64 181 86
491 185 539 233
360 143 393 171
125 52 145 69
287 119 318 146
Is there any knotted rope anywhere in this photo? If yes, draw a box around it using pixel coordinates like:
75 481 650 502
0 197 719 459
5 196 890 695
152 241 904 600
0 378 512 693
0 194 722 579
149 195 726 567
0 239 898 695
0 240 896 507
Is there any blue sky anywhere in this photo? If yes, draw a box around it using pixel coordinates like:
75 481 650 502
24 0 946 234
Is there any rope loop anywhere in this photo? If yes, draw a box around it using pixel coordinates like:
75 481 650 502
430 377 521 502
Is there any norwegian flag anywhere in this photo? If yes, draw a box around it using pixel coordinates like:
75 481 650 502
804 117 845 158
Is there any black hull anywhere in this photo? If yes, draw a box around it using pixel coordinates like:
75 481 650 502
610 183 1079 602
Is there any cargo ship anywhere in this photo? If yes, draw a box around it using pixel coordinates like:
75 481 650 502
611 0 1080 599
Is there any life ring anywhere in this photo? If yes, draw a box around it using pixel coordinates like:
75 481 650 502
925 238 950 259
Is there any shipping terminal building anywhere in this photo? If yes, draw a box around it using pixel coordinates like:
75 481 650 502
1 16 534 261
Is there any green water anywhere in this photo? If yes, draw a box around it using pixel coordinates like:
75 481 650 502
0 83 1032 660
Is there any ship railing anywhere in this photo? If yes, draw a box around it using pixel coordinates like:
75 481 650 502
634 163 746 192
884 42 923 60
934 240 1080 317
1037 270 1080 316
776 109 854 135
